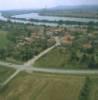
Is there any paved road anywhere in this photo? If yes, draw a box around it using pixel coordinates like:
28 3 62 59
24 67 98 74
1 61 98 75
0 61 23 69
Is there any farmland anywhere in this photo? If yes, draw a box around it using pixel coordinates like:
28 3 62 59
0 72 86 100
0 72 98 100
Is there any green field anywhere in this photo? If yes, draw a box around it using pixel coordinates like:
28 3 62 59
0 66 15 83
34 47 88 69
0 31 9 48
0 72 85 100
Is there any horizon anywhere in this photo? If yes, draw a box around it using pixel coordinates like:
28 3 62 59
0 0 98 11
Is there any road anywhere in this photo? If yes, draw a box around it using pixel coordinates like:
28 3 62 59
0 61 98 75
24 36 60 66
0 61 22 69
0 37 98 87
24 44 57 66
1 60 98 87
22 67 98 74
0 41 58 87
2 70 21 86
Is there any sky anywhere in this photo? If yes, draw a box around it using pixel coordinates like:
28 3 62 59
0 0 98 10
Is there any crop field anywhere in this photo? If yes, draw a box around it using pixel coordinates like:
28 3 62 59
0 31 9 48
34 47 88 69
0 66 15 83
0 72 86 100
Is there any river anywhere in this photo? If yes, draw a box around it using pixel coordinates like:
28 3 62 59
12 13 98 23
0 12 98 27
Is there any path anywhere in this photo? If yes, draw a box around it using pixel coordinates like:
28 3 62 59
2 70 21 86
24 36 61 66
24 45 57 66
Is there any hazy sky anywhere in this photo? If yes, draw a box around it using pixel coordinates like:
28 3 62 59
0 0 98 10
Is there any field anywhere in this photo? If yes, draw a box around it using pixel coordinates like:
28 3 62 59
0 31 9 48
0 66 15 83
34 47 88 69
0 72 86 100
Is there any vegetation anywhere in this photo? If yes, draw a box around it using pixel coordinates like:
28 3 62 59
0 72 85 100
79 77 90 100
0 71 98 100
0 30 9 48
34 47 87 69
0 21 55 62
34 26 98 69
79 76 98 100
88 76 98 100
0 10 98 100
34 46 98 69
0 66 15 83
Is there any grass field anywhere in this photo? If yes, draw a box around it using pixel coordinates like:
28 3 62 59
0 66 15 83
0 72 86 100
0 31 9 48
34 47 88 69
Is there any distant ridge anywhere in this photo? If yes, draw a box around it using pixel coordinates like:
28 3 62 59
46 5 98 11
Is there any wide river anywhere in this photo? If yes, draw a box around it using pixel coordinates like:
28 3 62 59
0 12 98 26
12 13 98 22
